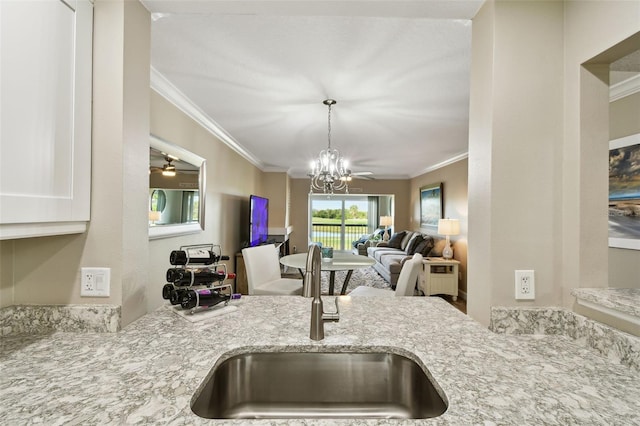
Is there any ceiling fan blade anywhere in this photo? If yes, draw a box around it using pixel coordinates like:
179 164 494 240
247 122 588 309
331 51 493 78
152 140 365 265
352 174 375 181
149 167 199 174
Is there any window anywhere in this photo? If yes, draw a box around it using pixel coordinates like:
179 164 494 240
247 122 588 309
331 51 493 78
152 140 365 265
308 195 393 250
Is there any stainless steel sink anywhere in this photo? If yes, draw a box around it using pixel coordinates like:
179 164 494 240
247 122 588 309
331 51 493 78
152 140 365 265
191 351 448 419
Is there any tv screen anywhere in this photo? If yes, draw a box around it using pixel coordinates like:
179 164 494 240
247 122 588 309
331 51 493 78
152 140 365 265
249 195 269 247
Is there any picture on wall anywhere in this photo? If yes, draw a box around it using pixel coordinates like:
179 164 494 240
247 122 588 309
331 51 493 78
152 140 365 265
420 183 443 228
609 134 640 250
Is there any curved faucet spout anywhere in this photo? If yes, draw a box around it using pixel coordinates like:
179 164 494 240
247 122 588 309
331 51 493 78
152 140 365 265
306 244 324 340
305 244 340 341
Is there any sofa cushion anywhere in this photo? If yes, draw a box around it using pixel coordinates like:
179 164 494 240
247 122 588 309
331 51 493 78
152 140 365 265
370 247 403 263
387 231 406 249
378 253 408 275
405 234 423 254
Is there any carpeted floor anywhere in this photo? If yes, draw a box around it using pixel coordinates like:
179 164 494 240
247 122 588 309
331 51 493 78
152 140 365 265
283 266 467 314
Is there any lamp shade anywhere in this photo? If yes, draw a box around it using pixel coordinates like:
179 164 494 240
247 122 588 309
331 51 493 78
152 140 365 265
380 216 393 227
437 218 460 236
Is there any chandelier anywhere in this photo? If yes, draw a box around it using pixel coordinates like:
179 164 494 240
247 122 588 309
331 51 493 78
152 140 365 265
308 99 352 194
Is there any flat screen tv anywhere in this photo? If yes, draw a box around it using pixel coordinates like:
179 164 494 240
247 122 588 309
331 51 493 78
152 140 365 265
249 195 269 247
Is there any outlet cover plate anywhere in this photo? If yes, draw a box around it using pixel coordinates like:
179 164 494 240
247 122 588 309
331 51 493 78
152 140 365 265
515 270 535 300
81 267 111 297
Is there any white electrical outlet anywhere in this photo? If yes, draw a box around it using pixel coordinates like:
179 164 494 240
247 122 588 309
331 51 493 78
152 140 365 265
81 267 111 297
515 270 535 300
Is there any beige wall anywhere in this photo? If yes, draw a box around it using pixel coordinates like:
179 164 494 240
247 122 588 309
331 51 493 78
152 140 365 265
562 2 639 306
609 90 640 288
147 90 264 312
288 178 411 254
0 241 12 307
468 0 564 325
610 91 640 140
411 159 468 298
468 0 640 326
263 173 288 229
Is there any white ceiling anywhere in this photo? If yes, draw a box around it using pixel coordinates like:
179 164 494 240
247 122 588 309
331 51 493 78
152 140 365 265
141 1 485 179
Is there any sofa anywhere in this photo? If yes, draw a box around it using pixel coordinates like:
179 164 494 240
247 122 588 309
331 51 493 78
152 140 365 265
362 230 445 287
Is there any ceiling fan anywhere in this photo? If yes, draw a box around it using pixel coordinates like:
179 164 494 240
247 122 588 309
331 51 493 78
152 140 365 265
149 155 182 176
344 170 375 181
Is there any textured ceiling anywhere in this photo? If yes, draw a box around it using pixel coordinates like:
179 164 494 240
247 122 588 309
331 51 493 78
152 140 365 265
610 49 640 86
141 1 485 179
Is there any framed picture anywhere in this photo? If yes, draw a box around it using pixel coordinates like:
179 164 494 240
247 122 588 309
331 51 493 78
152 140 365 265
609 133 640 250
420 183 443 228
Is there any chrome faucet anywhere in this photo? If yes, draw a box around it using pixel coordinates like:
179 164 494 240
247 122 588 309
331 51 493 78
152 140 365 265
305 244 339 341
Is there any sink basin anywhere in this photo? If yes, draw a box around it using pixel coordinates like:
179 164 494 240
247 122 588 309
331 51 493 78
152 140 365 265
191 351 448 419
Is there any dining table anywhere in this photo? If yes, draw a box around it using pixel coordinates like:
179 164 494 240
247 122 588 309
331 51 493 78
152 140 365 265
279 251 376 295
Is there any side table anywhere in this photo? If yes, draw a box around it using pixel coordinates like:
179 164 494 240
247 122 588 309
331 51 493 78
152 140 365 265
419 257 459 301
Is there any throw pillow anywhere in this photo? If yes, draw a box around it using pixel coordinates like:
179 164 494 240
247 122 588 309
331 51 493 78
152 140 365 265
405 234 424 254
386 231 406 249
414 236 435 257
352 233 372 248
400 232 415 250
428 238 445 257
373 228 386 239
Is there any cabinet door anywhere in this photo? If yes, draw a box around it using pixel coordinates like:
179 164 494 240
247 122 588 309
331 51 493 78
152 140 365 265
0 0 92 239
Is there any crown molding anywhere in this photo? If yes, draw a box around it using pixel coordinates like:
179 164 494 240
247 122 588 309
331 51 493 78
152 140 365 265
150 67 263 169
411 152 468 178
262 165 291 173
610 73 640 102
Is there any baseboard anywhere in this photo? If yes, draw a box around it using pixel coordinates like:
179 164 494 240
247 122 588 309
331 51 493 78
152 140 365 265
458 289 467 301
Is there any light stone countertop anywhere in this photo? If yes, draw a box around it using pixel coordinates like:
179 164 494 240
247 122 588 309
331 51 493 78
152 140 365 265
572 287 640 318
1 296 639 425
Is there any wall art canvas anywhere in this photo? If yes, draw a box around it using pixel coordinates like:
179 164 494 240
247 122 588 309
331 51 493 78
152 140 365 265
420 183 443 228
609 133 640 250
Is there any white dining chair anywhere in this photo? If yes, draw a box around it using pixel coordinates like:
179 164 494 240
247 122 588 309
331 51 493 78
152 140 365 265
242 245 303 295
349 253 423 297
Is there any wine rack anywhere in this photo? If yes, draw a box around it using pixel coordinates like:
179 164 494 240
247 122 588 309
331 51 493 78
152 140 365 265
162 244 239 314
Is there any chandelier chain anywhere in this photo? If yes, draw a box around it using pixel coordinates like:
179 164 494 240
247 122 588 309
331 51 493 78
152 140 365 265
327 102 332 150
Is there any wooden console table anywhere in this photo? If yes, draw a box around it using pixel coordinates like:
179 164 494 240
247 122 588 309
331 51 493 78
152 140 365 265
419 257 459 301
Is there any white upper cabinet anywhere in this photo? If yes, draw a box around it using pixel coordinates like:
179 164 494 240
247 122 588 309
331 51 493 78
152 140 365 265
0 0 93 239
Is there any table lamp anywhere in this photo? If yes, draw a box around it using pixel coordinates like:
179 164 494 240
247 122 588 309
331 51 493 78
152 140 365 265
149 210 161 225
380 216 393 241
437 218 460 259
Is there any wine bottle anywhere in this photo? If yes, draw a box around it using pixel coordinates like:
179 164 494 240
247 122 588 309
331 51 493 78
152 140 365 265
163 283 212 304
162 283 175 300
169 250 230 266
181 288 230 310
169 287 187 305
166 268 237 286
